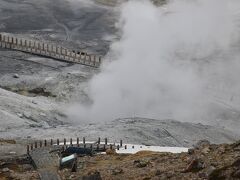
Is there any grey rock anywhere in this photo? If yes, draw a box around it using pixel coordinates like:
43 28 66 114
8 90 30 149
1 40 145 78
32 100 37 104
17 113 23 118
23 111 32 119
82 171 102 180
194 139 211 149
13 74 19 78
183 158 205 172
2 168 10 172
207 166 216 177
134 159 151 168
39 113 47 117
111 168 123 175
233 169 240 178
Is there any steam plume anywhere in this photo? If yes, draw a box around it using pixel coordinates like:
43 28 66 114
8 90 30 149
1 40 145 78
68 0 240 124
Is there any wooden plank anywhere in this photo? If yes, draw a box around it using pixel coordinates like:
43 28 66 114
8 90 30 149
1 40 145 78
30 147 61 180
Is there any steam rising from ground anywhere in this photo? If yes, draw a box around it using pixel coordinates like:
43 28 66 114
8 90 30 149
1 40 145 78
68 0 240 123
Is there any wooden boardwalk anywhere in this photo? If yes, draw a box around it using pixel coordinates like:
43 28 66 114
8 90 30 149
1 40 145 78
27 138 121 180
0 33 101 68
30 147 61 180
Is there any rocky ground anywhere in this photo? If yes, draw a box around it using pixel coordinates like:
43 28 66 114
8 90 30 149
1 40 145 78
1 139 240 180
0 0 240 179
0 0 239 146
59 140 240 180
61 140 240 180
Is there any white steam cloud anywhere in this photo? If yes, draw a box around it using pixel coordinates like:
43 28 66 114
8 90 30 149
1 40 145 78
68 0 240 124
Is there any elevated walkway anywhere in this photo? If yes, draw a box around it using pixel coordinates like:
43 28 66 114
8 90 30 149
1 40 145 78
0 33 101 68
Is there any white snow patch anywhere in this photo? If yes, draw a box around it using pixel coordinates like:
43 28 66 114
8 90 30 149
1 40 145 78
58 141 188 154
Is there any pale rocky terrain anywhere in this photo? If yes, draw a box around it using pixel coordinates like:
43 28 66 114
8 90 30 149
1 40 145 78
1 139 240 180
0 1 240 180
0 0 240 153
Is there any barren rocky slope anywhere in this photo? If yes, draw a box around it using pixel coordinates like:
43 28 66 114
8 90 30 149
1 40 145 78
0 0 240 148
1 139 240 180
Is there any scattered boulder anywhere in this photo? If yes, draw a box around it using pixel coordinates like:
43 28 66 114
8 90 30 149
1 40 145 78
194 140 210 149
201 147 210 154
17 113 23 118
183 158 205 172
206 166 216 177
232 140 240 148
82 171 102 180
155 169 161 176
13 74 19 78
208 167 226 180
69 174 76 179
188 148 194 155
106 149 117 155
23 111 32 119
232 169 240 178
39 112 46 117
1 168 10 172
31 100 37 104
232 159 240 167
111 167 123 175
21 164 33 171
134 159 151 168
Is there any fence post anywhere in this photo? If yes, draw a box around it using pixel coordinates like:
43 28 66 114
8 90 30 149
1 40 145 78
83 137 86 148
27 145 30 154
93 55 97 67
77 138 79 147
99 57 102 66
83 137 86 145
83 53 87 64
61 47 63 55
51 45 53 53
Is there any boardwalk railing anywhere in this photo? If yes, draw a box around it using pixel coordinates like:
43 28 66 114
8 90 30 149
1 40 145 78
0 33 101 68
27 137 123 154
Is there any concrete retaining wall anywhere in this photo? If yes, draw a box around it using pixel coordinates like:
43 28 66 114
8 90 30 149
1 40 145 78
0 33 101 68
